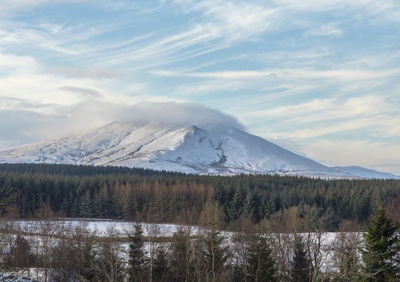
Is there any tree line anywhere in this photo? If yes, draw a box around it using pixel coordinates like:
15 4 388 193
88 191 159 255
0 164 400 231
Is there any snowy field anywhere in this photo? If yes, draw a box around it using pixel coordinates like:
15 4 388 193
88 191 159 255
2 219 357 252
7 218 197 237
4 219 347 244
0 219 365 281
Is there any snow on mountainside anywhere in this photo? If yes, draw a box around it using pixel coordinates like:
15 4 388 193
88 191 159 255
333 166 400 179
0 122 398 179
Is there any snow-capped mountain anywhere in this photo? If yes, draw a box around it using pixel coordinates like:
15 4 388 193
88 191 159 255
0 122 398 179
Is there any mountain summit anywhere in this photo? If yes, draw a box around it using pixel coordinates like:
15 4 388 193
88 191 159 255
0 122 398 179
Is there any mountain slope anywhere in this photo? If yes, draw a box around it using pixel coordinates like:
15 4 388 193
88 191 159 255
0 122 398 179
333 166 400 179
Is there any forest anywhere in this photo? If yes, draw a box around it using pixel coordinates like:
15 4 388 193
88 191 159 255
0 163 399 231
0 163 400 281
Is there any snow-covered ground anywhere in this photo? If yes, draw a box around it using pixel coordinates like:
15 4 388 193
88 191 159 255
0 273 36 282
4 219 357 247
1 219 365 282
9 219 194 237
0 122 398 179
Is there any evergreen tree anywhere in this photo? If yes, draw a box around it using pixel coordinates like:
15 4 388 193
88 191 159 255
128 223 147 282
362 207 397 281
170 227 192 282
204 229 229 282
394 228 400 281
3 235 34 270
152 245 170 282
290 235 311 282
3 163 400 231
0 184 16 216
246 233 275 282
80 241 97 281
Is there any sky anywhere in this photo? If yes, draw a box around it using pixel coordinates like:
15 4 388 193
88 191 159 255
0 0 399 174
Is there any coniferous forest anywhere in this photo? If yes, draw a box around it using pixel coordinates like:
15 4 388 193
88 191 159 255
0 163 399 230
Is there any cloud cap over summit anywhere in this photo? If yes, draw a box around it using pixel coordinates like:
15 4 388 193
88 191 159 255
111 102 245 129
0 101 244 149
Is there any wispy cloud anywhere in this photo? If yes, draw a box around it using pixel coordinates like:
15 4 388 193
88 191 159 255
0 0 399 173
51 66 122 80
305 24 343 37
59 86 102 98
188 0 277 42
300 140 400 174
152 68 399 81
0 53 38 74
248 95 394 120
0 0 88 15
243 93 400 141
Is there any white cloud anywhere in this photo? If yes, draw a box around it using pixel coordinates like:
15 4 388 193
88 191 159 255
0 74 89 109
0 102 244 148
152 68 400 81
0 0 88 15
249 95 392 120
243 94 400 140
191 0 277 42
58 86 102 98
305 24 343 37
70 101 244 129
274 0 400 19
175 80 245 95
0 0 398 174
0 53 38 73
51 66 122 80
299 140 400 175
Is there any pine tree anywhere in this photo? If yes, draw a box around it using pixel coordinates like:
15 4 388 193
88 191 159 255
362 207 397 281
204 229 229 282
4 235 33 270
129 223 147 282
394 228 400 281
80 241 97 282
246 233 275 282
152 245 170 282
290 235 311 282
170 227 192 282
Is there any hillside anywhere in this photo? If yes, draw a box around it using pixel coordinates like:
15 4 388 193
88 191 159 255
0 122 398 179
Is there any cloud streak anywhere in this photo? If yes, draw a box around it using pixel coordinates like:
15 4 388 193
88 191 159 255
152 68 400 81
0 0 399 174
